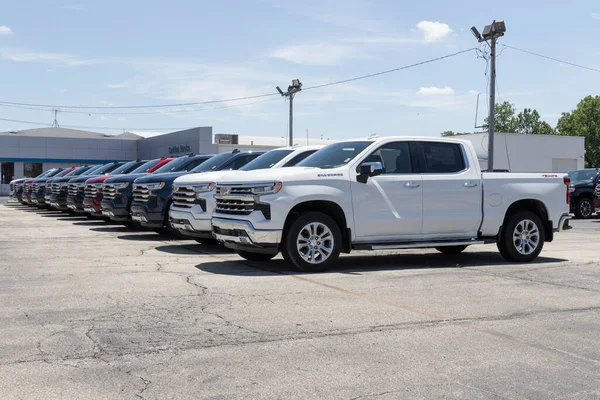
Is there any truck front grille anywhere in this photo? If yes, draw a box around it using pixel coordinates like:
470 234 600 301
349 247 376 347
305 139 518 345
103 184 117 200
68 184 82 197
214 195 255 215
32 183 41 192
133 185 150 202
45 183 53 195
52 183 62 195
84 184 99 198
172 186 196 208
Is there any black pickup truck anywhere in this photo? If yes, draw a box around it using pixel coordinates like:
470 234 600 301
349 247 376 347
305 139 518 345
568 168 600 218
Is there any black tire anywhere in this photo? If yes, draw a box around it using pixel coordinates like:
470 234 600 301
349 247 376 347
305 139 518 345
497 210 545 262
281 211 342 272
574 197 593 219
195 238 217 245
435 245 468 254
235 250 276 262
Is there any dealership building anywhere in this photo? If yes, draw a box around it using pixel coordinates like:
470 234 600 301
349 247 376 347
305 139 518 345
0 126 333 194
0 126 586 195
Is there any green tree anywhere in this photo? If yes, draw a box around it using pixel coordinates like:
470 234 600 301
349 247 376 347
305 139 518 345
485 101 518 133
440 131 476 137
441 130 456 137
516 108 556 135
556 95 600 167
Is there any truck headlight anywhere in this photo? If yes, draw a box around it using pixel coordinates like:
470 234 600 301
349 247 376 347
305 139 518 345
251 182 282 195
193 183 215 199
146 182 165 191
113 182 130 189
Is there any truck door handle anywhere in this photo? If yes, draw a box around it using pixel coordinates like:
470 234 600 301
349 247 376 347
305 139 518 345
404 182 420 188
463 182 478 188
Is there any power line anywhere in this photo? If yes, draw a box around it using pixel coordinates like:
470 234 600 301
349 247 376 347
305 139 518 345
0 97 280 115
303 48 476 91
501 44 600 73
0 48 477 110
0 117 199 132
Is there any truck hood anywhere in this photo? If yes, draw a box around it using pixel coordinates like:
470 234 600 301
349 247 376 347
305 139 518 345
33 177 54 184
571 181 595 189
134 171 188 184
86 175 113 184
69 174 101 184
10 178 29 185
104 173 149 184
173 170 239 185
217 167 347 185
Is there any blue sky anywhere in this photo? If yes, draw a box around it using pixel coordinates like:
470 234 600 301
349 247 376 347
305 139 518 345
0 0 599 140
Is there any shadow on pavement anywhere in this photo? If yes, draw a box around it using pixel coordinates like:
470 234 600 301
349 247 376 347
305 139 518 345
72 221 116 226
155 243 233 255
55 216 88 221
117 233 168 241
195 252 568 277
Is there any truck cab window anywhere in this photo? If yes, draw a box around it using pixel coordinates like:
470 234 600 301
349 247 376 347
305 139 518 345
363 141 413 174
420 142 465 173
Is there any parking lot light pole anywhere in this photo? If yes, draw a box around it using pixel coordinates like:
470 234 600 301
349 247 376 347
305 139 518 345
471 20 506 172
277 79 302 147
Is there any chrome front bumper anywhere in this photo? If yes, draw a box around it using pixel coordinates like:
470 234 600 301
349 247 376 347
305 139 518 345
557 213 572 231
212 217 282 246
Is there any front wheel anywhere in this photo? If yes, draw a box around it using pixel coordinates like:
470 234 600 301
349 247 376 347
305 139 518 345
574 198 593 219
235 250 276 262
497 211 545 262
281 212 342 272
435 245 468 254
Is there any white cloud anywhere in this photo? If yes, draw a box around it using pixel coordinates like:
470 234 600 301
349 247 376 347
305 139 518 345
415 21 453 42
592 13 600 20
417 86 455 95
270 43 360 66
0 26 13 35
104 82 127 89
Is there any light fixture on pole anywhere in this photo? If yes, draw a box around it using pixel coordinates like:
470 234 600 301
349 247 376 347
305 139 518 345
276 79 302 147
471 20 506 172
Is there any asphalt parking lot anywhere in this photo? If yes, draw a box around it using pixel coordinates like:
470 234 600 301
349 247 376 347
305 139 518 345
1 198 599 399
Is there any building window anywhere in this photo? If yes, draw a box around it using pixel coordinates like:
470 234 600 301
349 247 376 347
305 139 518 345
24 162 43 178
1 162 15 184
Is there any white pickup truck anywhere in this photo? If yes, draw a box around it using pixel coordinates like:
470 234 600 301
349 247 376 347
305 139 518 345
169 145 323 242
210 137 572 272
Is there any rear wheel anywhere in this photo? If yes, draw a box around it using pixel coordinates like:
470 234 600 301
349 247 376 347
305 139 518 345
435 245 468 254
281 212 342 272
574 197 593 219
497 211 545 262
235 250 276 262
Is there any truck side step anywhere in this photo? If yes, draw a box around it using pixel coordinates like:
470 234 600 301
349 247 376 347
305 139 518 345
352 240 485 251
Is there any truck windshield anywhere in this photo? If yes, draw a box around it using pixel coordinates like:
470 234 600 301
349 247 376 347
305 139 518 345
191 153 234 172
240 150 293 171
298 141 371 169
130 159 161 174
568 170 598 182
110 161 141 175
153 157 190 173
81 165 102 176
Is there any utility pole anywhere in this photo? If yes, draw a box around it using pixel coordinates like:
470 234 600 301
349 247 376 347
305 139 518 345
51 108 60 128
276 79 302 147
471 20 506 172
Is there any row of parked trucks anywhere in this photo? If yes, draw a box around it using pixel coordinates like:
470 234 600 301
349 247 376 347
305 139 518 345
9 136 574 272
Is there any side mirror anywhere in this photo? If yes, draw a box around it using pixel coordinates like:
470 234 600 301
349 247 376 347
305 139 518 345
359 161 384 177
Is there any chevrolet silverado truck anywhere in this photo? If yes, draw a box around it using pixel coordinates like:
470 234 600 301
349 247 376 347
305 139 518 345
101 157 179 223
131 150 263 234
567 168 600 218
27 168 68 207
10 169 57 203
82 160 147 217
48 165 99 211
170 145 322 242
211 137 572 272
40 167 79 208
66 162 125 214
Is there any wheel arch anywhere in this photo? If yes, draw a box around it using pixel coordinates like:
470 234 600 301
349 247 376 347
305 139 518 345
283 200 351 253
501 198 553 242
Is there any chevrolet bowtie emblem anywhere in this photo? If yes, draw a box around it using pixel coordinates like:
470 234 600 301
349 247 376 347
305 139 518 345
219 187 229 195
